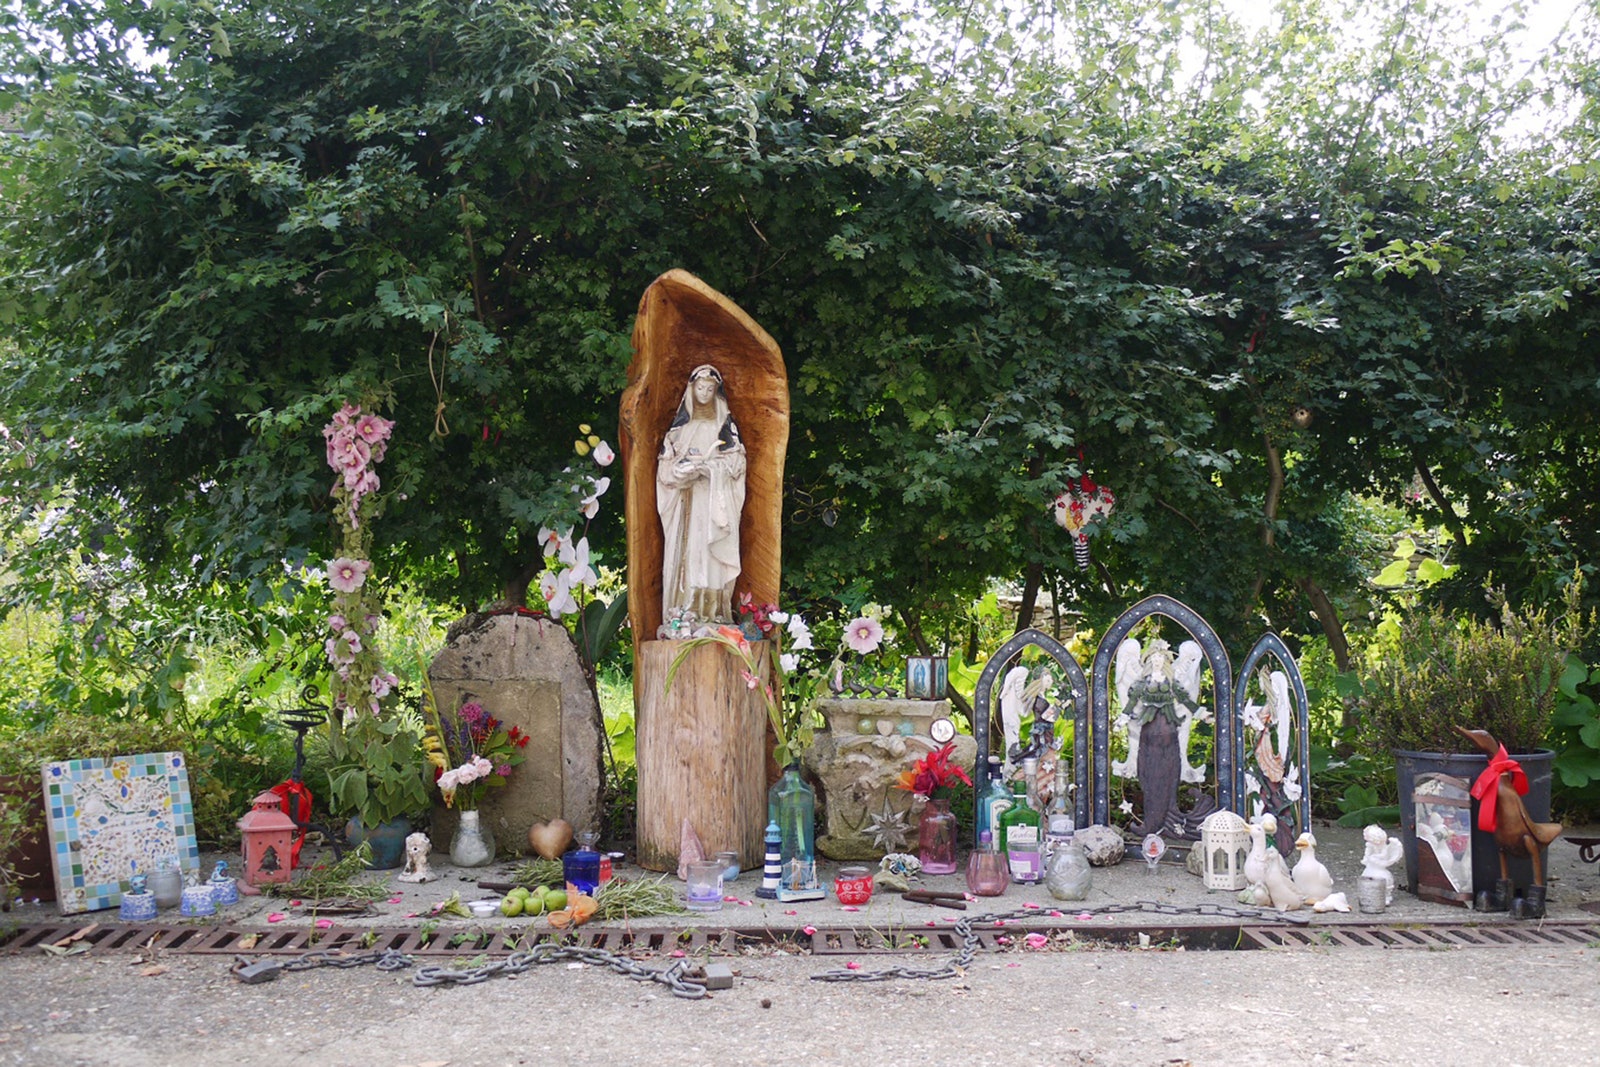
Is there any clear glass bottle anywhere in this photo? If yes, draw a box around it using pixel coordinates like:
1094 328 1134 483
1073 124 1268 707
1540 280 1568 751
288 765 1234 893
768 764 822 898
1048 759 1074 837
1022 756 1042 817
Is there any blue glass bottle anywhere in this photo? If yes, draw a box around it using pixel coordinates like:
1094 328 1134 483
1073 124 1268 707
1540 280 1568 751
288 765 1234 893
562 832 602 897
768 764 823 901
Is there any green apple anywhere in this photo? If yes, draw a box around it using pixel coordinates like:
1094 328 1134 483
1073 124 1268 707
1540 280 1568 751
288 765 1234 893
521 894 545 917
499 894 522 917
543 889 567 911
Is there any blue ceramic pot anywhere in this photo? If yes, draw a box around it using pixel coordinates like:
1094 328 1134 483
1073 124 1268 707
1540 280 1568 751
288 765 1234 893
346 816 411 870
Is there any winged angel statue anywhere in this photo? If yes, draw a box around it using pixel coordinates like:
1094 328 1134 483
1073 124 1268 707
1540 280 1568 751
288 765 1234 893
1111 637 1216 838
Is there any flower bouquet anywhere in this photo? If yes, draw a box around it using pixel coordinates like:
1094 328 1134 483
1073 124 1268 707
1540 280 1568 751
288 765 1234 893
424 701 529 811
422 698 528 866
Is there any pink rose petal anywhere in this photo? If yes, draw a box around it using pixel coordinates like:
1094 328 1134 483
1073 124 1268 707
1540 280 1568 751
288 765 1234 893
925 921 938 927
784 910 797 916
841 905 859 912
1005 962 1022 968
314 919 334 929
1022 902 1041 909
803 925 817 936
1047 910 1064 917
1077 912 1093 921
387 895 403 904
670 950 685 958
266 913 286 923
845 961 861 970
290 900 302 907
1025 933 1049 950
994 919 1008 926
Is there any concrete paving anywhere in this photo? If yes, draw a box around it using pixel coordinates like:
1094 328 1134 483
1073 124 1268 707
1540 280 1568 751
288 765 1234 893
2 822 1597 1067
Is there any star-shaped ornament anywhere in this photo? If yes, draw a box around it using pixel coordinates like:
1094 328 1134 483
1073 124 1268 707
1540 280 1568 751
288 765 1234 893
864 798 912 853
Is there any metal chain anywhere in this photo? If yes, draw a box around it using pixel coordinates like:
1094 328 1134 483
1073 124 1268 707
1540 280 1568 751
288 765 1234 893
810 898 1309 983
412 941 711 999
231 942 710 999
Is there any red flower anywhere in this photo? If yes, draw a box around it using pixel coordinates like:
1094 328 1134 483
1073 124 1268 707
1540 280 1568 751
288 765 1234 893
895 742 972 795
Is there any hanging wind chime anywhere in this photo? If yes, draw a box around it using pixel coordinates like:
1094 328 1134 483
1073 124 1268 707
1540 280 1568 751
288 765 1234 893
1051 458 1116 570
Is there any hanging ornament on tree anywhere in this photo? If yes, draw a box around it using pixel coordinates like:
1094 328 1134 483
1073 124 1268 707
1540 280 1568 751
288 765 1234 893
1052 467 1116 570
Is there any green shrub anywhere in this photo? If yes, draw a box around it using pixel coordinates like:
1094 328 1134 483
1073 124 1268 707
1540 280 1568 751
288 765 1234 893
1358 580 1589 755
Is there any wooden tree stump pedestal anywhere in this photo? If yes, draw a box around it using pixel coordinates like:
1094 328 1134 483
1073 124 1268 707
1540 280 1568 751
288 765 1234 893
634 639 770 872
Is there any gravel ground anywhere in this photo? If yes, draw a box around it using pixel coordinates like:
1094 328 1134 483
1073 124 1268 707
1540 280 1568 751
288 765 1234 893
0 937 1596 1066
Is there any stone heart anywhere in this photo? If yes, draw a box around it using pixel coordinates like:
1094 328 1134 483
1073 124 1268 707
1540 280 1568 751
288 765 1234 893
528 818 573 860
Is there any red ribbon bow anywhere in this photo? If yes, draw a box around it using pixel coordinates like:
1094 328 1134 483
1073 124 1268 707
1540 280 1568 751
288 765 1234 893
1469 744 1528 833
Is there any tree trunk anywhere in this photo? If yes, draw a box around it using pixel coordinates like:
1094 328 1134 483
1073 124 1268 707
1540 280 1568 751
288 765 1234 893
634 639 769 872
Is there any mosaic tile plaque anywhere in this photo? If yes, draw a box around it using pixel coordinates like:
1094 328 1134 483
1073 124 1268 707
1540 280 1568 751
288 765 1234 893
42 752 200 914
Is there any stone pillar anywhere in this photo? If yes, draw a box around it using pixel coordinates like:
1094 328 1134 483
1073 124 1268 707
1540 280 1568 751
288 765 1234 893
802 698 974 861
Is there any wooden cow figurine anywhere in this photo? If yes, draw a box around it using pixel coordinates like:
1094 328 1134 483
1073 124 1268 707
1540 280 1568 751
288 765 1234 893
1454 726 1563 917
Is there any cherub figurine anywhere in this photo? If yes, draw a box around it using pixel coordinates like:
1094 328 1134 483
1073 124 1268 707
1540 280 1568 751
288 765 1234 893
398 831 436 883
1360 823 1404 904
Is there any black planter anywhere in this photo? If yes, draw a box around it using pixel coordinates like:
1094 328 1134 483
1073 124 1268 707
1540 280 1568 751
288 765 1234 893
1394 748 1555 905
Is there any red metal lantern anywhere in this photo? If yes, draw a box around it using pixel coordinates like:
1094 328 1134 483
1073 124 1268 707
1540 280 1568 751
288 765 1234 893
238 790 298 887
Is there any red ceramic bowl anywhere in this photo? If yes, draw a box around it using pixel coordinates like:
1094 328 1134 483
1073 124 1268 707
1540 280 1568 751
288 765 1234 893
834 866 874 905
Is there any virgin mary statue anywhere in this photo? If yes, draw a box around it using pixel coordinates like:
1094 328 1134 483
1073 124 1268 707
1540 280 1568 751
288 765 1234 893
657 364 746 625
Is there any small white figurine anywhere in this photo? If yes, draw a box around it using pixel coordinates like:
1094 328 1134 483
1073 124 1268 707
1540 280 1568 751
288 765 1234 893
1243 813 1277 887
1292 831 1335 904
1360 823 1404 904
398 831 436 883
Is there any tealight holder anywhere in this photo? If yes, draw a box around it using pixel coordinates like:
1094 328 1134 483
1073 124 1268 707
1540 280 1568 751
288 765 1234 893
208 861 239 906
179 883 217 918
119 875 157 922
833 866 874 905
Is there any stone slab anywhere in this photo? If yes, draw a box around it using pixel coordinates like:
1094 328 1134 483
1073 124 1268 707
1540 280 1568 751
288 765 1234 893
428 614 604 855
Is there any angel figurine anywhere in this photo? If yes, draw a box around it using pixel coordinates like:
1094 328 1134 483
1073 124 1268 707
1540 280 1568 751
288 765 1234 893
1241 665 1301 854
1360 823 1404 905
1112 636 1215 839
999 664 1062 768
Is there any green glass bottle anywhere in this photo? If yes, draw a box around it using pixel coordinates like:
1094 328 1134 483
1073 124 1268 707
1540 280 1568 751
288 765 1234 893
996 781 1040 856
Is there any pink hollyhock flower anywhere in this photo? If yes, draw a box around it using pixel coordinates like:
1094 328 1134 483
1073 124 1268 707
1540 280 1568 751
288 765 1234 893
329 433 370 473
327 613 348 632
844 616 883 654
327 557 370 593
370 672 396 698
354 412 394 447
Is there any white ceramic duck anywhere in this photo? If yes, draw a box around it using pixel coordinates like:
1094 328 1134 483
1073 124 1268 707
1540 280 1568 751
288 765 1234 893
1262 849 1302 911
1243 813 1277 887
1292 831 1335 904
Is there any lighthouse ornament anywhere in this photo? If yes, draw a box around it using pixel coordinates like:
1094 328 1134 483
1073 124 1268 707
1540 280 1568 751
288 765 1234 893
1052 474 1116 569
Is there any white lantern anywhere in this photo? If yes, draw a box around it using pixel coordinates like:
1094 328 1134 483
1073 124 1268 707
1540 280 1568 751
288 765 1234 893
1199 810 1251 891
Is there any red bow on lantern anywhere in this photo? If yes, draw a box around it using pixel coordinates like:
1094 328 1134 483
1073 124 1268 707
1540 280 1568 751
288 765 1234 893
1469 744 1528 833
